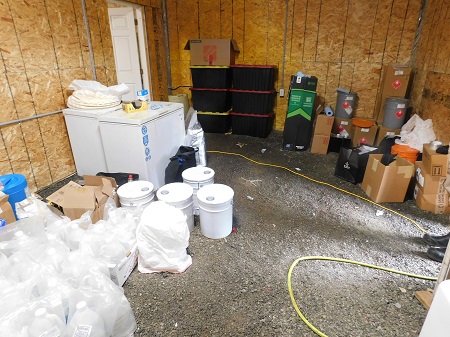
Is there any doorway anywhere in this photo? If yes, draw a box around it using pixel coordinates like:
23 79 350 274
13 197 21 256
107 0 151 102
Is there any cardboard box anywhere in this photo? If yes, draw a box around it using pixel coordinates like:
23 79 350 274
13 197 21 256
414 185 450 214
0 194 16 224
375 65 412 124
422 143 449 177
332 117 353 137
415 161 447 195
109 243 138 287
311 134 331 154
184 39 239 66
282 75 318 151
352 124 377 147
313 114 334 135
47 176 118 223
374 125 400 146
362 154 414 203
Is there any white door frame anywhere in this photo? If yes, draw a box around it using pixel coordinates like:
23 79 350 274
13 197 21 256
107 0 152 100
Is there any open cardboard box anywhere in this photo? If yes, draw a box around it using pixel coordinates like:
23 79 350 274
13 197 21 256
109 243 138 287
46 176 118 223
0 194 16 224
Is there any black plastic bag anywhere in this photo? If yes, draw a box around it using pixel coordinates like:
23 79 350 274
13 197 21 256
165 146 198 184
334 146 378 184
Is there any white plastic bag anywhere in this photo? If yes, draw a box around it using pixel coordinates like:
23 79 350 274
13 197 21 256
398 114 436 152
137 201 192 273
185 109 207 166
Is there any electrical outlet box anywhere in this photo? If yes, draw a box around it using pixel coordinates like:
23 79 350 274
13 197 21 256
280 88 285 97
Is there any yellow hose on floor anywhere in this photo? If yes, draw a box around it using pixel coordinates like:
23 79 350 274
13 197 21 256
207 150 428 234
207 150 436 336
288 256 437 337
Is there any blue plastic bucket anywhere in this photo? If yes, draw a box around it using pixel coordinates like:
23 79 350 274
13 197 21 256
0 174 29 220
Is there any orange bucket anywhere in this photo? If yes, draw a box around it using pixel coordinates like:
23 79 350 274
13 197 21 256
391 144 419 164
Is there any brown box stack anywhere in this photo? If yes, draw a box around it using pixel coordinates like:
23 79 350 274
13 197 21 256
311 114 334 154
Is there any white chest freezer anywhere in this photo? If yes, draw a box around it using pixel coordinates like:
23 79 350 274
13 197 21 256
63 107 117 176
98 102 185 189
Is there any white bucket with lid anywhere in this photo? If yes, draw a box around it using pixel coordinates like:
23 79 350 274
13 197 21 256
182 166 215 215
197 184 234 239
156 183 194 231
117 181 154 209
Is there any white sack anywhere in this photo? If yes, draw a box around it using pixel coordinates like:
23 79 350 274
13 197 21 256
397 114 436 152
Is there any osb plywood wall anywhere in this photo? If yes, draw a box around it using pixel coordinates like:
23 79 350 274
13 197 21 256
167 0 422 131
0 0 166 192
409 0 450 143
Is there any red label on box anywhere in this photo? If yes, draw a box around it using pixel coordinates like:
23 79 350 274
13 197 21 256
338 125 344 132
392 80 402 89
395 110 404 118
342 101 350 109
359 137 368 144
203 45 217 65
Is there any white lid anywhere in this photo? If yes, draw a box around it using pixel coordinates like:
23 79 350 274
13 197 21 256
182 167 215 182
98 102 182 125
197 184 234 205
118 181 154 199
157 183 193 202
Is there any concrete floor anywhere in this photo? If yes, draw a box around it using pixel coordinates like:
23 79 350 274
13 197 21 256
39 131 449 336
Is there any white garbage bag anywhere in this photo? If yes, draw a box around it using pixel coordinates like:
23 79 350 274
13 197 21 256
397 114 436 152
137 201 191 273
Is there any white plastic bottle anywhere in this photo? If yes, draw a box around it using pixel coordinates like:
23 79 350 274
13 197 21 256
66 301 106 337
28 307 65 337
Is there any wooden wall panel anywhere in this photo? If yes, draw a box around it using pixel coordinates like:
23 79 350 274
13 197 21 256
432 6 450 72
397 0 421 64
316 0 347 63
0 73 18 123
350 63 382 119
369 0 393 63
0 136 13 175
177 0 198 62
220 0 233 38
199 0 221 38
232 0 245 63
302 0 321 61
7 72 34 119
290 0 307 63
28 71 65 114
243 0 268 63
0 1 25 73
383 0 409 63
325 63 342 108
342 0 377 63
267 0 286 65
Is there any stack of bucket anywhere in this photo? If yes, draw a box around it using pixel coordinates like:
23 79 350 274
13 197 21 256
189 66 232 133
229 65 276 138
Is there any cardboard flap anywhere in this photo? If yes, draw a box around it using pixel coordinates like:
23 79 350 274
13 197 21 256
46 181 82 207
100 178 115 198
83 175 117 188
0 194 9 206
64 186 96 209
184 40 192 50
231 39 240 52
94 185 109 206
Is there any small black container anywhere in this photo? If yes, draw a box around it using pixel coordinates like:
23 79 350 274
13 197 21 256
190 66 232 88
230 89 276 115
230 111 274 138
231 65 276 90
190 88 232 112
197 111 231 133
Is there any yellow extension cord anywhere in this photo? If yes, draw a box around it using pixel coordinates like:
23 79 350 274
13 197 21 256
207 150 438 337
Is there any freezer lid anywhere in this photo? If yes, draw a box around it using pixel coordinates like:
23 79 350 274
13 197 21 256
63 106 122 118
98 102 184 125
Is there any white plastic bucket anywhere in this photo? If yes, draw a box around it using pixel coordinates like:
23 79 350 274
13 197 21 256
117 181 154 209
182 166 215 215
156 183 194 232
197 184 234 239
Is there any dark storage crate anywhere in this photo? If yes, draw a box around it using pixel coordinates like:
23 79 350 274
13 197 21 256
197 111 231 133
190 88 232 112
230 111 274 138
231 65 276 90
230 89 276 115
190 66 232 88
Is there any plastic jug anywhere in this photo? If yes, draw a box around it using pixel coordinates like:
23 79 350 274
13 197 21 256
28 307 65 337
66 301 106 337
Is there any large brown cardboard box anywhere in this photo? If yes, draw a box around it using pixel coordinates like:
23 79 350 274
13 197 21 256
47 176 118 223
0 194 16 224
375 65 412 124
415 161 447 195
362 154 414 203
310 134 331 154
313 114 334 135
374 125 401 146
351 124 377 147
332 117 353 137
184 39 239 66
414 185 450 214
422 143 449 177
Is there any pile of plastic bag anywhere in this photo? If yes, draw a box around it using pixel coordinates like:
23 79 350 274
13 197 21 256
0 197 140 336
396 114 436 152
